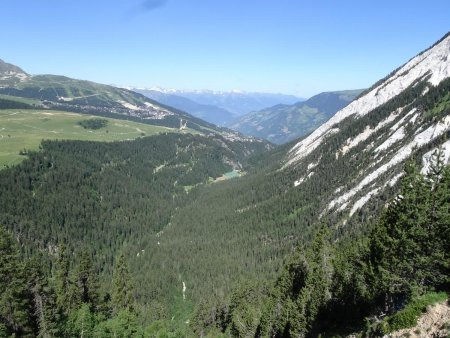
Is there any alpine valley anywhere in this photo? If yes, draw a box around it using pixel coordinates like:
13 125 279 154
230 89 363 144
132 87 303 127
0 32 449 338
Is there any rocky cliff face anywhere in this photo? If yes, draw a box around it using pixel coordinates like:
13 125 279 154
282 32 450 223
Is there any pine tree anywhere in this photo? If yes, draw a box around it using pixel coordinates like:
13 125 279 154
55 244 71 312
425 148 450 288
75 251 100 311
367 156 449 313
259 225 333 337
0 225 35 337
112 253 135 314
65 303 97 338
27 256 62 338
93 309 143 338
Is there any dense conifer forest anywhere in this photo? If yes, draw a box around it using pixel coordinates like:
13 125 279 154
1 152 448 337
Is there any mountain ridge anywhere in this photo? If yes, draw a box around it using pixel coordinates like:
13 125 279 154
132 88 236 126
286 33 450 166
282 32 450 222
0 58 29 85
0 59 271 152
230 89 363 144
140 88 303 116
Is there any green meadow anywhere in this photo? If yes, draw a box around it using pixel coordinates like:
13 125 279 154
0 109 184 168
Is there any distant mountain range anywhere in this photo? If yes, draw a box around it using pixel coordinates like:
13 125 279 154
169 89 303 116
133 88 236 126
230 89 363 144
133 87 303 126
0 59 364 149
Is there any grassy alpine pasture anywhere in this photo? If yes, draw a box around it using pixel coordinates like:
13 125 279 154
0 109 187 168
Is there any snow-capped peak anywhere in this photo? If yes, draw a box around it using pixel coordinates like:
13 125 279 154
134 87 250 95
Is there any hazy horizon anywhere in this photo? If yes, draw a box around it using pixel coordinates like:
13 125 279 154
2 0 450 97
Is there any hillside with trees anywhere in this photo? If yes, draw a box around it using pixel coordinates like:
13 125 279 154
1 154 448 337
230 90 363 144
0 32 449 338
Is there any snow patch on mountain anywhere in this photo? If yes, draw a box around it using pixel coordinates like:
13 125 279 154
409 113 420 125
307 158 321 171
294 171 315 187
337 202 349 212
334 186 344 194
286 35 450 167
388 172 404 187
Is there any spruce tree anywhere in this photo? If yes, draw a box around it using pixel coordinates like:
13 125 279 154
27 256 62 338
75 251 100 311
425 149 450 288
0 225 35 337
259 225 333 337
112 253 135 314
55 244 71 313
367 156 449 312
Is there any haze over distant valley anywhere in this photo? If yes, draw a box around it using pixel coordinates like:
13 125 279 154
132 87 303 126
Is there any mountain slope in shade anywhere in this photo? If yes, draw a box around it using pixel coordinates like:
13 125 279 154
229 89 363 144
133 88 235 126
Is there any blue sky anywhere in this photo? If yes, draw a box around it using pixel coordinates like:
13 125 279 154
2 0 449 97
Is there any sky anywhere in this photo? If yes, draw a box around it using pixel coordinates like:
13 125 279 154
1 0 450 97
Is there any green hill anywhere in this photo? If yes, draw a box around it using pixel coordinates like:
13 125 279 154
0 59 267 140
0 59 270 168
0 109 187 167
230 89 363 144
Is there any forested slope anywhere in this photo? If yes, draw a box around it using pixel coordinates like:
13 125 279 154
253 157 449 337
1 154 448 337
0 33 449 338
230 89 362 144
139 73 450 307
0 132 259 274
